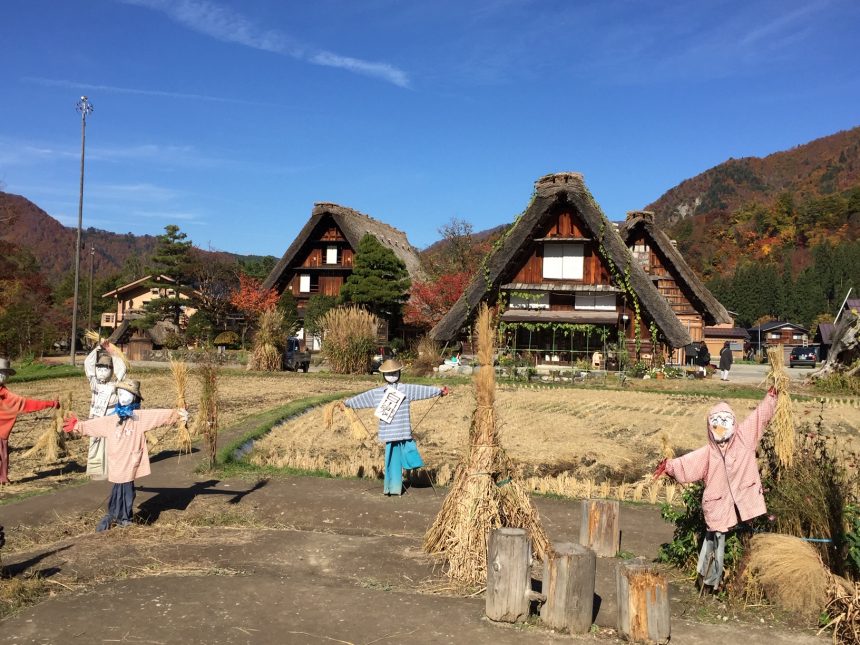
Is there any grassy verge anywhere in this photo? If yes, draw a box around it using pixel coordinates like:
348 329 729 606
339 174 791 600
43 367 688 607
8 363 82 383
217 390 360 466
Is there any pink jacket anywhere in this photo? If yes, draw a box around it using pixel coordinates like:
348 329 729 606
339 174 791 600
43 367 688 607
665 392 777 532
76 409 177 484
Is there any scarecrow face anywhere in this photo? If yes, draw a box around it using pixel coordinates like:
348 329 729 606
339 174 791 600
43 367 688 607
708 411 735 443
117 389 136 407
95 366 112 384
383 371 401 384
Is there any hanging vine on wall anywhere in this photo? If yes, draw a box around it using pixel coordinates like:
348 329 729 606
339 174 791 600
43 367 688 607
596 221 643 354
499 321 611 343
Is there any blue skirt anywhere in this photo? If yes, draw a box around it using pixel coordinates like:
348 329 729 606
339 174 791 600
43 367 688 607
383 440 424 495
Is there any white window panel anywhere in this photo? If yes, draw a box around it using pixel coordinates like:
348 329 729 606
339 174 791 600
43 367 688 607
575 294 616 311
326 246 338 264
299 274 311 293
543 244 583 280
508 293 550 310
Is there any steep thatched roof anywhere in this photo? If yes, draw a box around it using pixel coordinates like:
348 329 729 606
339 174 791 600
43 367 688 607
619 211 732 326
262 202 422 291
429 173 692 348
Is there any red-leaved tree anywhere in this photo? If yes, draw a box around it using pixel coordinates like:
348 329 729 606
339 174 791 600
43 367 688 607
404 271 472 330
229 273 279 346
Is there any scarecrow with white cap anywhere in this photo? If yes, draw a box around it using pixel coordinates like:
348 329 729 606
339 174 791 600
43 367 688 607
0 357 59 484
654 387 778 592
344 360 448 496
63 379 189 530
83 341 127 479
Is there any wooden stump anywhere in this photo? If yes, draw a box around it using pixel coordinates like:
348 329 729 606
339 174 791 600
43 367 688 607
616 558 670 643
486 528 531 623
579 499 620 557
540 542 596 633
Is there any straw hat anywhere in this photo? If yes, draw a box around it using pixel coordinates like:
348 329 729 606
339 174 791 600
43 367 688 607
95 353 114 368
378 359 403 374
115 379 143 401
0 358 16 376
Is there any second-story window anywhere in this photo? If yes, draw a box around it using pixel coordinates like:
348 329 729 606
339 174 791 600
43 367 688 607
543 243 583 280
299 274 311 293
326 246 338 265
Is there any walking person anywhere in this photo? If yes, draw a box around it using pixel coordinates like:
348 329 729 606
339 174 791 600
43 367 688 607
83 341 127 479
719 341 733 381
653 387 777 592
344 360 447 496
62 380 188 530
0 358 59 484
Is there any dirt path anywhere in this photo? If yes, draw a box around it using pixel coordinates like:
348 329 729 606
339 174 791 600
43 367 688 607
0 429 826 644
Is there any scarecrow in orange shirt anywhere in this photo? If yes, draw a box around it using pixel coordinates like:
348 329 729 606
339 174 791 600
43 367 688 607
0 357 59 484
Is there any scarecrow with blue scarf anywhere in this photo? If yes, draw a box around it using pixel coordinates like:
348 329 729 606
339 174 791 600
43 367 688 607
344 360 448 496
63 380 188 531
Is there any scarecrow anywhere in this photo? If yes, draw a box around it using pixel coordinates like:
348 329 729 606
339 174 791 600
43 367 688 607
63 380 188 530
654 387 778 592
0 357 59 484
343 359 448 496
83 341 127 479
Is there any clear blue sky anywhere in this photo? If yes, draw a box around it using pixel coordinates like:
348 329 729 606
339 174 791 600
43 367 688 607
2 0 858 256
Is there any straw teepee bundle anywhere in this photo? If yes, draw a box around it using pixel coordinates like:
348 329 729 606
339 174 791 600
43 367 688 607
765 345 795 470
424 303 551 585
193 360 220 469
170 358 192 454
22 392 71 463
247 308 285 371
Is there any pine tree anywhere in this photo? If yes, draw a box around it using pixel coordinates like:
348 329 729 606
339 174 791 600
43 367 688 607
339 234 411 320
138 225 193 328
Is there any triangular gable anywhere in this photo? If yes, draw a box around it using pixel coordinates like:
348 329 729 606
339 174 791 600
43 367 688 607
430 173 692 348
619 211 732 326
262 202 422 292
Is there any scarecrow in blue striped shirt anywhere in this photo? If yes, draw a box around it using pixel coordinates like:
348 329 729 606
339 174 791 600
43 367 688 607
344 359 448 496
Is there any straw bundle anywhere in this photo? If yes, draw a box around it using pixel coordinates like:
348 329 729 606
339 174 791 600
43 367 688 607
247 309 285 372
193 361 220 469
22 392 71 463
766 346 795 470
743 533 829 623
423 304 551 586
321 307 379 374
170 358 192 454
324 401 370 441
83 330 130 371
660 432 675 459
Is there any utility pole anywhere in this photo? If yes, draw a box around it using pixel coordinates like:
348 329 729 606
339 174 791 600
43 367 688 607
87 244 95 332
70 96 93 366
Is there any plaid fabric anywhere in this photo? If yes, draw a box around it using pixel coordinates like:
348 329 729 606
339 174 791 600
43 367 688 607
666 392 777 532
344 383 441 443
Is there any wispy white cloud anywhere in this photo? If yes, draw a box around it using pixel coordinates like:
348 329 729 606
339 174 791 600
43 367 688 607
120 0 411 88
132 209 201 221
86 182 182 203
23 76 276 106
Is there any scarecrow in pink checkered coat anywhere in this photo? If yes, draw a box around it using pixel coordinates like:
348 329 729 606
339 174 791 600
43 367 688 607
654 387 778 592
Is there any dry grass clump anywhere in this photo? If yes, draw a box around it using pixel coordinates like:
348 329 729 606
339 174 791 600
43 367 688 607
424 304 550 586
766 345 795 470
321 306 379 374
0 575 48 618
742 533 829 623
193 360 220 469
247 309 285 371
410 335 443 376
170 358 192 454
324 401 370 441
820 577 860 644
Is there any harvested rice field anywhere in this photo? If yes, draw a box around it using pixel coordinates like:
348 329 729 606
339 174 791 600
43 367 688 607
250 380 860 500
0 369 378 500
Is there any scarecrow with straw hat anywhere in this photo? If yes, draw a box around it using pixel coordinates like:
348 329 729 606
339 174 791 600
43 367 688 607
63 379 189 530
654 386 778 593
343 359 448 496
0 357 59 484
83 340 127 480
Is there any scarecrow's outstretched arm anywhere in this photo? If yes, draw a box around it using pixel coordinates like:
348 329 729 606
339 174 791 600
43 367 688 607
344 388 383 410
740 388 778 444
664 445 709 484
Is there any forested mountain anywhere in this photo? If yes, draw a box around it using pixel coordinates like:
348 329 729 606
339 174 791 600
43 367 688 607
644 127 860 327
0 191 161 284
